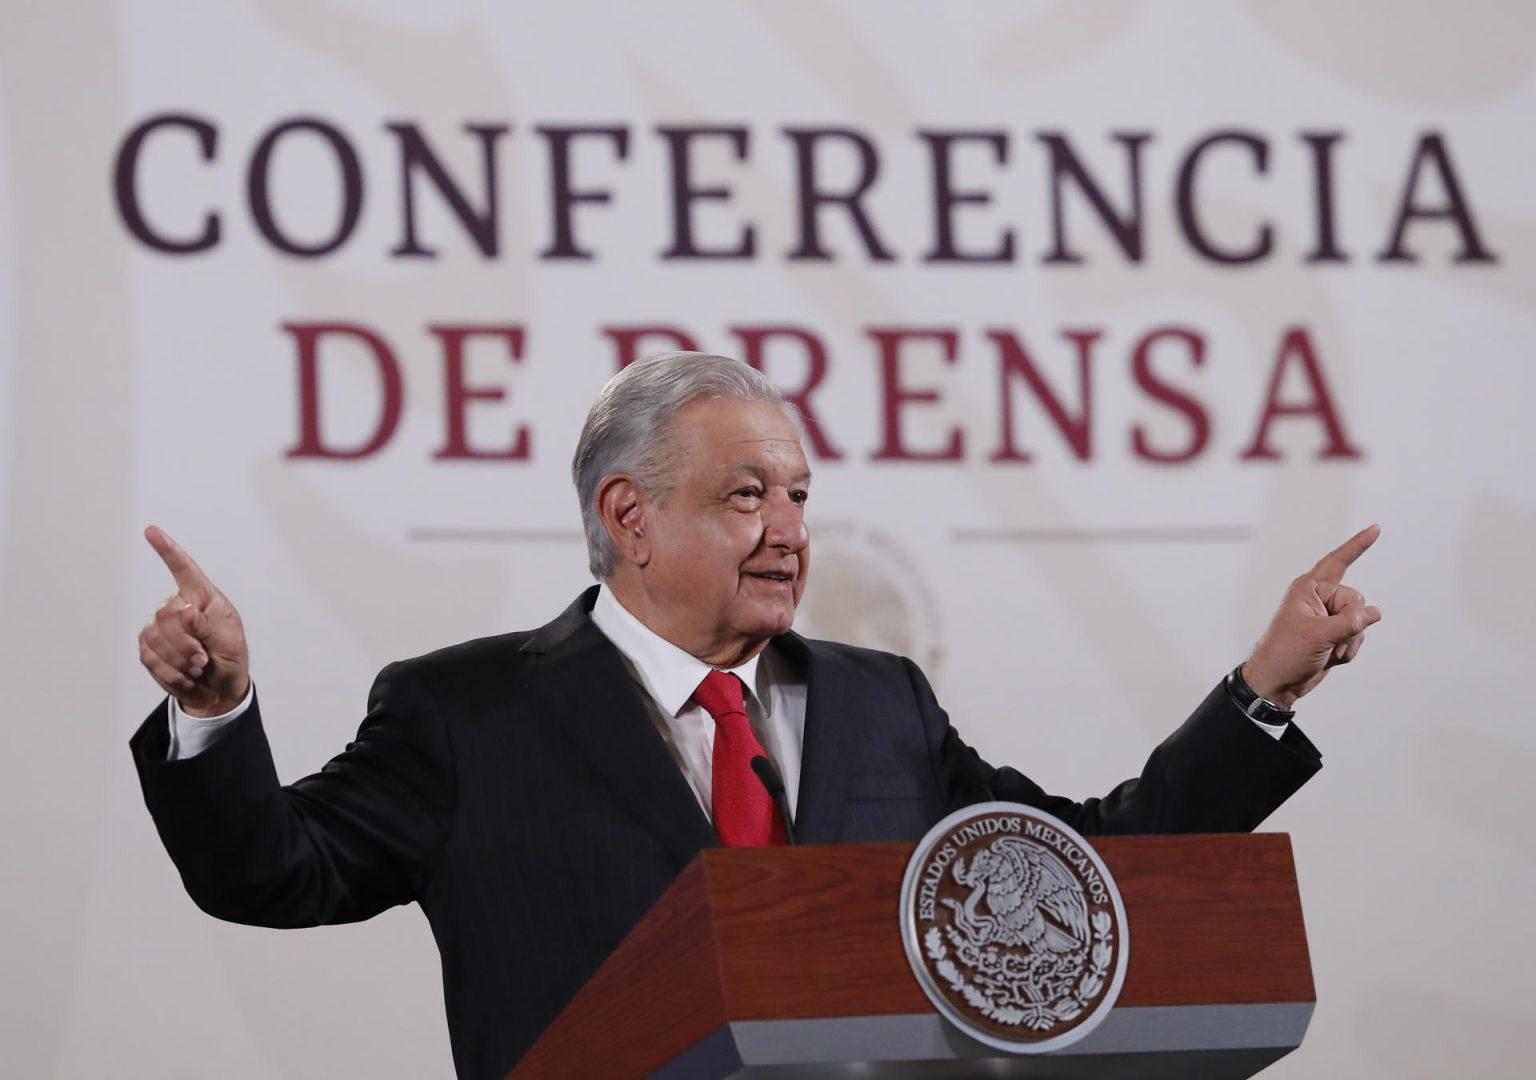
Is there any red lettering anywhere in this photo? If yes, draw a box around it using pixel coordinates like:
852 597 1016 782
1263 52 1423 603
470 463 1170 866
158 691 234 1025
430 325 530 460
602 325 703 370
1131 327 1210 463
1240 326 1362 461
283 322 402 459
869 328 963 461
988 329 1096 462
730 325 844 460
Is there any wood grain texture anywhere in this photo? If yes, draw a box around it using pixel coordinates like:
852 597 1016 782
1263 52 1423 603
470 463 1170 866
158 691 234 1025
1104 833 1315 1006
507 834 1313 1078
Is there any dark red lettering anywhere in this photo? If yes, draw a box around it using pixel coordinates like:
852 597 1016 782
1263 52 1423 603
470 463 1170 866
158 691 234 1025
1240 327 1362 461
430 325 530 460
731 325 844 460
870 328 963 461
1130 327 1210 463
283 322 402 459
603 326 702 370
988 329 1096 462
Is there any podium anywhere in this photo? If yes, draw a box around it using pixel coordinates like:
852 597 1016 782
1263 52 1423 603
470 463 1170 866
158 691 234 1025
508 834 1313 1079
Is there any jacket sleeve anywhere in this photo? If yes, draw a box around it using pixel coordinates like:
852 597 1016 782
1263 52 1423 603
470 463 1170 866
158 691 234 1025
914 658 1322 835
129 660 455 927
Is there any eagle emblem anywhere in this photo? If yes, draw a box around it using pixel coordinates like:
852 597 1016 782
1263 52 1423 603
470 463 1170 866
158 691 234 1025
946 836 1090 955
900 804 1129 1052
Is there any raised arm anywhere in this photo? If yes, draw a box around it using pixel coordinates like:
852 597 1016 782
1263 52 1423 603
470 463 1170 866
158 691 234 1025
130 526 453 927
931 526 1384 833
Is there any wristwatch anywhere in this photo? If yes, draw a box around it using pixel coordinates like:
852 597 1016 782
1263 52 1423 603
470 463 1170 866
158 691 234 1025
1225 664 1295 725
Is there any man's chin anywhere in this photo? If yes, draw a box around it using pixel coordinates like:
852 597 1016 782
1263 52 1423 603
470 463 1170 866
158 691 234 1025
738 601 797 640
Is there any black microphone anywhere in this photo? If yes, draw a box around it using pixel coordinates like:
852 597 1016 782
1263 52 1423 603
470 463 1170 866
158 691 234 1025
750 755 797 846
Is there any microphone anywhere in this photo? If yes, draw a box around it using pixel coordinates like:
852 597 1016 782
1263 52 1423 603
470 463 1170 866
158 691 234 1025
750 755 797 846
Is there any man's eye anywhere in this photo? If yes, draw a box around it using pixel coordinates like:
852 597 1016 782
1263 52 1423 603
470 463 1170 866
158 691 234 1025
733 488 762 501
790 489 809 505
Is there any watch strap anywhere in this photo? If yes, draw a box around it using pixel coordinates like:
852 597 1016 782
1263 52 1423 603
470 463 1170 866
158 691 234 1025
1225 664 1296 725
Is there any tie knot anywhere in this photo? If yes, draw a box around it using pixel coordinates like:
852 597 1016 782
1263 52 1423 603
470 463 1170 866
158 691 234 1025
694 670 746 720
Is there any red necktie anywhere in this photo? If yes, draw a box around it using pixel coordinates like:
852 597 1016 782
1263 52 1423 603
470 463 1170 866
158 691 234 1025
693 670 786 847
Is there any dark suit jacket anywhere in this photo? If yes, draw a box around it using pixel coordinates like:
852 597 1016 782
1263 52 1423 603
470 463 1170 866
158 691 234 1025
131 587 1321 1080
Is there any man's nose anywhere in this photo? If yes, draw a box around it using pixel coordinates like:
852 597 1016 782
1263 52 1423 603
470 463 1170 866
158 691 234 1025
763 494 809 551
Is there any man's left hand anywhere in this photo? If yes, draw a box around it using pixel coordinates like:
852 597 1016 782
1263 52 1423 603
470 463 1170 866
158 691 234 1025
1243 524 1383 709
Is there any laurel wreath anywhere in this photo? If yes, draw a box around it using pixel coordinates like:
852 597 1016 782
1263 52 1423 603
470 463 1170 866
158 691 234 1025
924 911 1114 1031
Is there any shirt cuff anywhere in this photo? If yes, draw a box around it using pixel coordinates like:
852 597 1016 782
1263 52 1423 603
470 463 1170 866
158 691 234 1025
166 683 255 761
1251 716 1288 741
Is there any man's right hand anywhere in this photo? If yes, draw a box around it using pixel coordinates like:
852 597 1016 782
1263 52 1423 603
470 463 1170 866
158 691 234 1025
138 525 250 718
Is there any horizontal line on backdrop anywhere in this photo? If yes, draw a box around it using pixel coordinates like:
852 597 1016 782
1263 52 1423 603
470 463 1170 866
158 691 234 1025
952 526 1251 544
409 526 1251 545
407 527 585 543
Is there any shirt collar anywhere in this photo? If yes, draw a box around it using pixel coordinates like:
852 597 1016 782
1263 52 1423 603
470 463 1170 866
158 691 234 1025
590 585 769 718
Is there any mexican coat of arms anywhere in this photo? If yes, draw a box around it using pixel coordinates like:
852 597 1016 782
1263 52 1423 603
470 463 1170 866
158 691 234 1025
899 803 1130 1053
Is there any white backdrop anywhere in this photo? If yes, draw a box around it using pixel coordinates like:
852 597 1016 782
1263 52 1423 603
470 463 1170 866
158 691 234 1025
3 2 1534 1077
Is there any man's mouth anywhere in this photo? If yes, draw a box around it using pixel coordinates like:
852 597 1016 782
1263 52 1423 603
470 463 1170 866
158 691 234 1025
745 570 794 583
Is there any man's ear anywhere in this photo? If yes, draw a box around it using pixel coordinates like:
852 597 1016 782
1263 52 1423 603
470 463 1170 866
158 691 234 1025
596 474 650 567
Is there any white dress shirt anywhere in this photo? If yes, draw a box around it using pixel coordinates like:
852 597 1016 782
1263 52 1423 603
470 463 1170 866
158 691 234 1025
589 586 807 821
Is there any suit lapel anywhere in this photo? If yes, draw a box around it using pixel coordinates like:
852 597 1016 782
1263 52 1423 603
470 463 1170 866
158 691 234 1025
782 633 860 844
521 590 717 867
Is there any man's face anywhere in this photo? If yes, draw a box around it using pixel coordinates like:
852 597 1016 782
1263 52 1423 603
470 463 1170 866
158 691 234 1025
638 397 811 664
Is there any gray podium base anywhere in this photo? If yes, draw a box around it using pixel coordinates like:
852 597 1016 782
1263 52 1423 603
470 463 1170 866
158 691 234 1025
649 1003 1313 1080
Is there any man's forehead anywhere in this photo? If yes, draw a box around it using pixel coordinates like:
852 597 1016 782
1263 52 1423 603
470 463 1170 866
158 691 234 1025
713 433 811 468
670 398 808 465
718 430 804 451
715 455 813 481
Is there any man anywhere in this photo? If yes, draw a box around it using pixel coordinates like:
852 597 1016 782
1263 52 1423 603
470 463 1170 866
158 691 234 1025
132 352 1381 1080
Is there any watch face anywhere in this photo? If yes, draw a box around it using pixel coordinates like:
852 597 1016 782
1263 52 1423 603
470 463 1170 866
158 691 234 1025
1249 697 1293 724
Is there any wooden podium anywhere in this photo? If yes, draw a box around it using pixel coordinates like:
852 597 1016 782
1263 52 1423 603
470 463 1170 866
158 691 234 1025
508 835 1314 1079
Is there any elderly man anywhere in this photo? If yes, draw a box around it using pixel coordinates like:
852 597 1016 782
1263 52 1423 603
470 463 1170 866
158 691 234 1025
132 352 1380 1080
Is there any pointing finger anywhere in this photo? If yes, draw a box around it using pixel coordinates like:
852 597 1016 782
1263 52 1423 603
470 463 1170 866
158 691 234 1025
1311 523 1381 585
145 525 214 600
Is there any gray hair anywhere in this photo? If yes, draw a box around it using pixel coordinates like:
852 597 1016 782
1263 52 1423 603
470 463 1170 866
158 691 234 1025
572 351 790 579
